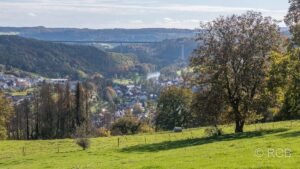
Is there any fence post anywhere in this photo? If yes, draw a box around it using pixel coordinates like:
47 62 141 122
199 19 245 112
22 146 26 156
144 137 147 144
117 137 120 148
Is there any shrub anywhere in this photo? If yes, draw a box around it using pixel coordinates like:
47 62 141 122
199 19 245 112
0 126 7 140
111 128 123 136
73 125 90 138
89 127 111 137
111 115 141 135
98 128 111 137
139 123 154 133
76 138 90 150
204 126 223 137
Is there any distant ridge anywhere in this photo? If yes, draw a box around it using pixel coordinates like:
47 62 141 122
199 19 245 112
0 27 197 42
0 35 137 79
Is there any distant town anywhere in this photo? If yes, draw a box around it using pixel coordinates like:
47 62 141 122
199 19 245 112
0 70 184 118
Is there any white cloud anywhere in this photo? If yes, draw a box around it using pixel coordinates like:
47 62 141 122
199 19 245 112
0 1 286 15
0 0 288 28
28 12 37 17
163 18 173 23
130 20 144 24
183 19 200 23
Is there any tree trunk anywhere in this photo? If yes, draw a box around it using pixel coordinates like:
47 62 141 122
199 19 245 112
232 102 244 133
26 111 29 140
235 119 244 133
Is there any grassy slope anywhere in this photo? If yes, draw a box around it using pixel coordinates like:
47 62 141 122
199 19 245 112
0 121 300 169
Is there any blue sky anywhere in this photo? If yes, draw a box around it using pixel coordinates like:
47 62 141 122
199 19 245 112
0 0 289 29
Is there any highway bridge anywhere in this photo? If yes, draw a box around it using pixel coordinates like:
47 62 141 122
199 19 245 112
51 40 159 44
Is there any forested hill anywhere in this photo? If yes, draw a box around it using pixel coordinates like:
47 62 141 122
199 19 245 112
111 38 197 68
0 27 196 42
0 35 137 79
0 27 289 42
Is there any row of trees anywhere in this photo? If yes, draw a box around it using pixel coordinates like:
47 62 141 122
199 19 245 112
155 8 300 133
0 91 14 139
8 83 91 140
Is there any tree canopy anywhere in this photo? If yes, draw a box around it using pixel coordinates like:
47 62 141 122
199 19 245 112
155 86 192 130
190 11 281 132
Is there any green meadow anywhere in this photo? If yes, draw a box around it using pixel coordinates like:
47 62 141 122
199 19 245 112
1 120 300 169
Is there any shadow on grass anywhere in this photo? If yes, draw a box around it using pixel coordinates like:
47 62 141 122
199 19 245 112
121 128 288 153
277 131 300 138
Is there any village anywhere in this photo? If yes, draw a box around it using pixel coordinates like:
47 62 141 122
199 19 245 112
0 71 184 121
0 66 188 129
0 72 78 104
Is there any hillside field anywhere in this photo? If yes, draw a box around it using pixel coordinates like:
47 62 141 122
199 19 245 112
0 120 300 169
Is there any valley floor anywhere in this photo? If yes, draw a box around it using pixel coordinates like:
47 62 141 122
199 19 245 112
0 121 300 169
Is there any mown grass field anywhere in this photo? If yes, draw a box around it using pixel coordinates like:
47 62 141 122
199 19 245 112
1 120 300 169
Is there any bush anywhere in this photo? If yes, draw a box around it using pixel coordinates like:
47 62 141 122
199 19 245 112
89 127 111 137
111 115 141 135
98 128 111 137
76 138 91 150
204 126 223 137
0 126 7 140
111 129 123 136
139 123 154 133
73 125 90 138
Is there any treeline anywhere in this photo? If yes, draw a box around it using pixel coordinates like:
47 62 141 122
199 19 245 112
0 27 195 42
0 91 14 139
8 82 91 140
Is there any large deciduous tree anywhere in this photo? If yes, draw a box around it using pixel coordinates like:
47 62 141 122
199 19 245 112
155 86 192 130
191 11 280 133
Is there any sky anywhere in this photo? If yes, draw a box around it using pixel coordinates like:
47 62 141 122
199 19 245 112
0 0 290 29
